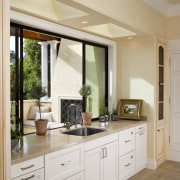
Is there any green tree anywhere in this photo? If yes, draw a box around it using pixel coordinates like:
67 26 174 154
23 39 41 99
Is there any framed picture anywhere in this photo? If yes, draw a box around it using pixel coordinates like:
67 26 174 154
118 99 142 120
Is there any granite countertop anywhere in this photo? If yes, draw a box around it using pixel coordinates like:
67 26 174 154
11 120 147 165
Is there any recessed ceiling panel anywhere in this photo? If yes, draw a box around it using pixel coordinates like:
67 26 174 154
83 23 136 38
11 0 58 20
53 0 89 21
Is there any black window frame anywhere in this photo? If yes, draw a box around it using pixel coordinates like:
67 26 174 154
10 22 108 134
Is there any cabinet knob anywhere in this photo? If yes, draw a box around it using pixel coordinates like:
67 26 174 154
157 129 160 132
61 160 71 166
125 140 130 143
125 163 131 167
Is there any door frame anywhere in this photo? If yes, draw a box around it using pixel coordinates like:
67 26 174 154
0 0 11 179
155 35 168 166
168 39 180 161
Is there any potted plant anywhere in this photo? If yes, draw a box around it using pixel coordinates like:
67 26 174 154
31 84 48 135
79 84 92 125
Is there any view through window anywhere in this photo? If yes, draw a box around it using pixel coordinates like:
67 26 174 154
10 23 108 135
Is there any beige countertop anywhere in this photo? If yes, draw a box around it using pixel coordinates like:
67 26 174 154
11 120 147 165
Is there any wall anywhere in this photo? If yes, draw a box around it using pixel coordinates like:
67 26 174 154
0 0 11 179
117 36 156 162
167 16 180 40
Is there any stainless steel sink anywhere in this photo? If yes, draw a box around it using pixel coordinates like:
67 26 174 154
62 127 106 136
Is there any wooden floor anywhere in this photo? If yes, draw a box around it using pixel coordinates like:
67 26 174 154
129 160 180 180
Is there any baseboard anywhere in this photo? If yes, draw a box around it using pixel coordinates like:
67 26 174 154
168 151 180 162
146 159 157 169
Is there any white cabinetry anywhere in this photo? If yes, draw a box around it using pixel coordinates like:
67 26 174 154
45 143 84 180
135 124 147 173
11 156 44 180
64 171 84 180
118 127 135 180
85 133 118 180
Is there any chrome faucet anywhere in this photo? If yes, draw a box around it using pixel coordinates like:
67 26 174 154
64 104 78 130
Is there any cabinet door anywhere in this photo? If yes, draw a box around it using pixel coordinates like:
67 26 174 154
85 147 103 180
136 129 147 172
12 168 44 180
103 141 118 180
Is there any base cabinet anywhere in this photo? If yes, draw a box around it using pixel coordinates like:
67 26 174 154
85 135 118 180
11 156 44 180
12 168 44 180
64 171 84 180
11 123 147 180
45 144 84 180
119 151 135 180
135 124 147 173
118 127 135 180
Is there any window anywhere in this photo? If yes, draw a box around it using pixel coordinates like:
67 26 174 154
10 23 108 134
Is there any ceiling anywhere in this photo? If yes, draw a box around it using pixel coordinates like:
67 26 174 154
10 0 137 40
10 0 180 40
144 0 180 16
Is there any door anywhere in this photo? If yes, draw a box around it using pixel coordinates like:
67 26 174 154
169 53 180 161
103 141 118 180
156 36 168 166
85 147 103 180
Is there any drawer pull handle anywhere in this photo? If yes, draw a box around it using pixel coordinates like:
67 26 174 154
131 132 134 134
104 147 107 158
21 174 35 180
139 132 144 135
20 164 34 171
125 163 131 167
61 161 71 166
101 147 108 158
125 140 130 143
139 127 143 130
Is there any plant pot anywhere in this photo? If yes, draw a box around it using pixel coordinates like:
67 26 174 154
81 112 92 125
35 119 48 136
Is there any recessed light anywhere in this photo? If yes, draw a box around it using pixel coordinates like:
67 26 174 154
127 36 133 40
81 21 88 24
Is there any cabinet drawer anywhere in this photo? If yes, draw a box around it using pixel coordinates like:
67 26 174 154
135 124 147 133
12 168 44 180
65 171 84 180
119 151 135 180
85 133 118 151
45 144 84 180
119 127 135 156
11 156 44 178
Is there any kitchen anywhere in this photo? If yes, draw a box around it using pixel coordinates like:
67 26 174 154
1 0 180 179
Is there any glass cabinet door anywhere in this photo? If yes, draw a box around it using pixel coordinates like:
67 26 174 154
158 46 164 120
